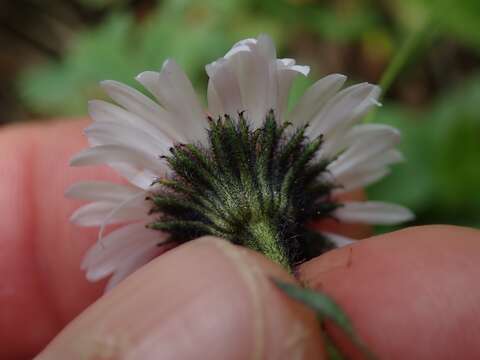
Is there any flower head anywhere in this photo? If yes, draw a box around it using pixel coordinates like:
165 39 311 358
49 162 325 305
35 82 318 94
67 34 413 290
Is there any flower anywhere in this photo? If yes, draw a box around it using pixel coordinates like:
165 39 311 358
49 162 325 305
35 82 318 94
67 34 413 290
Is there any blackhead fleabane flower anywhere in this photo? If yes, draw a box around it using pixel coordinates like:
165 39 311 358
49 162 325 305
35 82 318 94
67 35 413 290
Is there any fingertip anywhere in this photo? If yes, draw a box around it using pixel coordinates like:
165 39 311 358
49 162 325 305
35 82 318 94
299 225 480 360
0 119 117 358
38 237 324 360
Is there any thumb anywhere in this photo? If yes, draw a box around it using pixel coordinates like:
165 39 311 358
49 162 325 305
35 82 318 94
36 237 324 360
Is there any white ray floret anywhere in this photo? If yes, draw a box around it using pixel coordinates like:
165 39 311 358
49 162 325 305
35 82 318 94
322 232 356 248
334 201 414 225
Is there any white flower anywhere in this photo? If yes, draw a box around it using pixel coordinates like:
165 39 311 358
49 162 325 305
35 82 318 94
67 34 413 290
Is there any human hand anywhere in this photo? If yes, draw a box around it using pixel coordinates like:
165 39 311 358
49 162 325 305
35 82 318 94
1 120 479 359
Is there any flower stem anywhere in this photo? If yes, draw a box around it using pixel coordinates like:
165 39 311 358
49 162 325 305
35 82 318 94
365 17 438 123
249 221 291 272
379 30 426 97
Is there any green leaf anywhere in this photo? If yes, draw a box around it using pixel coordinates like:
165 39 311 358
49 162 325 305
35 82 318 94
274 280 353 332
392 0 480 52
324 334 347 360
274 280 376 360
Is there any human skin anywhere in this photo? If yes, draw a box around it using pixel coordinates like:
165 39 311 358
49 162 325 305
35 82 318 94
0 119 479 359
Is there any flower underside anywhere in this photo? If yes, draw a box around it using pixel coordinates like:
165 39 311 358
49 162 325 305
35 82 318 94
147 110 341 269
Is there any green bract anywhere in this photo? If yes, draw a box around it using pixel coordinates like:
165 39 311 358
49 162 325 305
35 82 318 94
147 110 340 269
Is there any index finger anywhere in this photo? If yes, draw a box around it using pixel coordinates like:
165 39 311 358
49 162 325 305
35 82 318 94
0 119 120 358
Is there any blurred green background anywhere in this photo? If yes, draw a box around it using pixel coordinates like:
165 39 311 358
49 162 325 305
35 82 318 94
1 0 479 230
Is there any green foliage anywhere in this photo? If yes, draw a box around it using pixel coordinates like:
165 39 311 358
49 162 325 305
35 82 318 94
393 0 480 50
369 74 480 228
18 1 230 115
252 1 382 42
16 0 386 117
306 3 381 42
438 0 480 50
19 14 137 115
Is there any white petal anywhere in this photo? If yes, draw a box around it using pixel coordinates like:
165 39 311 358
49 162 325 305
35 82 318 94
99 80 183 142
290 74 347 127
65 181 140 202
88 100 176 146
327 133 400 179
321 123 403 173
257 34 278 117
328 150 403 193
307 83 381 139
109 163 162 190
84 223 166 281
206 35 309 126
70 199 149 227
370 149 404 168
105 245 163 291
343 124 400 144
83 222 149 268
334 201 414 225
84 121 170 157
278 58 295 67
257 34 277 60
223 44 252 58
289 64 310 76
322 231 356 247
276 69 297 122
323 123 400 159
275 63 309 122
277 58 311 76
224 38 256 58
207 79 224 116
97 191 152 242
208 35 276 129
314 124 350 160
71 202 115 226
207 59 243 116
235 51 271 128
137 60 207 143
333 167 390 194
85 113 173 188
133 70 159 97
70 145 166 178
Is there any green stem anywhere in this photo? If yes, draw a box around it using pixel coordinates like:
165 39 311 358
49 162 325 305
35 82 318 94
365 19 437 123
379 30 425 97
249 221 291 271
